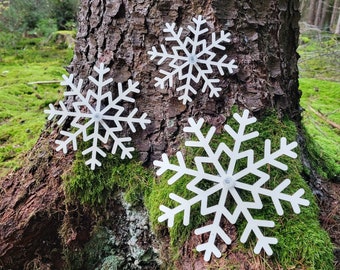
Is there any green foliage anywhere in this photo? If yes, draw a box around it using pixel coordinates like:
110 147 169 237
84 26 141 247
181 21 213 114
0 0 78 38
35 18 58 37
146 110 334 269
49 0 79 30
0 38 73 177
0 0 48 33
0 32 20 47
299 78 340 179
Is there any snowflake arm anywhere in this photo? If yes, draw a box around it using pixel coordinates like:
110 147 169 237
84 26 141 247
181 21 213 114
55 119 93 154
61 75 84 96
45 101 80 125
155 150 222 227
236 179 310 216
195 187 234 261
148 16 238 104
158 181 223 228
45 63 150 170
154 109 310 261
110 80 151 132
154 152 221 185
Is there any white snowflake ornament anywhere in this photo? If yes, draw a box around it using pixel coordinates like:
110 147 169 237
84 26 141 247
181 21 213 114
45 63 151 170
153 109 310 261
148 15 238 104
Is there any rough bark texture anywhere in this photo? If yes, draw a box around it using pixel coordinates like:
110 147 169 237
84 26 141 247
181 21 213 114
0 0 302 269
307 0 317 24
0 129 72 269
330 0 339 32
69 0 301 163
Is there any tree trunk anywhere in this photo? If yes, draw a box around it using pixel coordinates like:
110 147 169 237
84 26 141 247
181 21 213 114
308 0 318 24
66 0 301 162
299 0 308 19
314 0 323 26
0 0 310 269
330 0 339 32
336 11 340 33
319 0 330 30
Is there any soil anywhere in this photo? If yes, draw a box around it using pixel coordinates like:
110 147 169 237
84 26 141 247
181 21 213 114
319 180 340 269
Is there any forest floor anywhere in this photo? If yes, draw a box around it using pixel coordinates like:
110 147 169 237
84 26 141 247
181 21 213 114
320 181 340 268
0 33 339 268
298 31 340 268
0 37 72 177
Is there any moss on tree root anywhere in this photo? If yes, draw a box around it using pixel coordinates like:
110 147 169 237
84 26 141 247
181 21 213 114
63 110 334 269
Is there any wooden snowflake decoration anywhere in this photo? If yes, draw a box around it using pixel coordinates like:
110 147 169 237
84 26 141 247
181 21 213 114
154 110 310 261
45 63 151 170
148 15 238 104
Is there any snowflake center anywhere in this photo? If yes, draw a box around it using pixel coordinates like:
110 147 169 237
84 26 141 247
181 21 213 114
93 111 103 122
188 54 198 64
221 175 236 189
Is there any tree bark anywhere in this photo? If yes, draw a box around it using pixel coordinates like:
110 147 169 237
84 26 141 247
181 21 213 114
330 0 339 32
314 0 323 26
336 11 340 33
70 0 301 163
0 0 302 269
319 0 330 30
308 0 318 24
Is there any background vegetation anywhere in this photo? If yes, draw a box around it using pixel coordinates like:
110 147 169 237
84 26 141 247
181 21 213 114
0 0 78 176
298 28 340 179
300 0 340 34
0 0 78 36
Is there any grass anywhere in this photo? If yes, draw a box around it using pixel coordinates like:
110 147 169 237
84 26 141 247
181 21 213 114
0 37 73 176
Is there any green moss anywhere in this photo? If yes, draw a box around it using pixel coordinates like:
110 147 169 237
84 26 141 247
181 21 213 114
299 78 340 179
0 38 73 177
300 78 339 127
300 36 311 45
146 110 334 269
298 33 340 81
62 146 157 269
63 140 153 207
